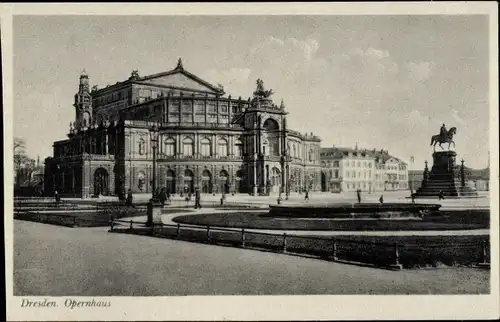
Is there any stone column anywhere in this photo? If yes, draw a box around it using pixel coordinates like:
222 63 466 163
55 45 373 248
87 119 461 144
212 134 217 157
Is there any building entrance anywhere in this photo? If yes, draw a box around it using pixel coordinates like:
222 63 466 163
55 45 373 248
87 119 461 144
94 168 109 196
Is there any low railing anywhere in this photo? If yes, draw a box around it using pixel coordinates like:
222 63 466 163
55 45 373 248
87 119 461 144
109 220 490 270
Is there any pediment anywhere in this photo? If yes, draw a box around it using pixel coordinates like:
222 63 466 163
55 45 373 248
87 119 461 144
139 71 220 94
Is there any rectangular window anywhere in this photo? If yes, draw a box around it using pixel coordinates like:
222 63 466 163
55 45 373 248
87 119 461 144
182 101 192 112
170 101 180 113
194 101 205 114
183 143 193 156
334 170 339 178
181 114 192 123
218 144 228 156
207 114 217 123
220 115 229 124
169 113 179 122
334 161 339 167
194 114 205 123
201 144 211 157
165 143 175 156
220 103 229 113
207 103 216 113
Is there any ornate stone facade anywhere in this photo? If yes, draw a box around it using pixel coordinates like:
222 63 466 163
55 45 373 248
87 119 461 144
45 59 321 197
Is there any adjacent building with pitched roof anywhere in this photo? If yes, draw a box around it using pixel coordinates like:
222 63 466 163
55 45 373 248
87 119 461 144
320 145 408 193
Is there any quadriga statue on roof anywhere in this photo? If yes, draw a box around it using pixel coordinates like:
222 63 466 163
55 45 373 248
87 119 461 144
253 79 274 99
430 123 457 151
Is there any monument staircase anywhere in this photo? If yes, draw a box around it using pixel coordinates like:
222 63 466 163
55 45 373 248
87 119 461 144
414 151 478 198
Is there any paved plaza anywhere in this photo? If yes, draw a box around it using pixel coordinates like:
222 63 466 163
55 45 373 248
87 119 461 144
14 220 489 296
66 190 491 209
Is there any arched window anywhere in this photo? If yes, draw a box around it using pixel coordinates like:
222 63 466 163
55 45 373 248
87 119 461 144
234 138 243 157
164 137 176 156
138 138 146 155
200 137 211 157
183 137 194 156
309 149 313 162
218 138 228 156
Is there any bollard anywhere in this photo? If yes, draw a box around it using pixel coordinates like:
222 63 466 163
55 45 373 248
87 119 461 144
176 223 181 239
482 240 488 264
241 228 246 248
332 238 338 261
282 233 288 253
130 220 133 229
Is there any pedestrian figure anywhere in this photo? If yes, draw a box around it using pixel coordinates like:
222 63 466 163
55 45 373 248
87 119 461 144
439 190 444 200
304 189 309 202
379 195 384 204
356 189 361 203
411 193 415 204
159 187 166 205
194 187 202 209
126 189 134 207
54 190 60 207
166 190 171 202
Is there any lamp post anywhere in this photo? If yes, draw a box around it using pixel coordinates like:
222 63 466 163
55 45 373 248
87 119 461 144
146 123 161 227
150 123 159 201
409 156 414 196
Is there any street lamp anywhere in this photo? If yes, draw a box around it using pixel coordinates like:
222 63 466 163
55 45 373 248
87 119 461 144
146 122 161 227
149 123 159 201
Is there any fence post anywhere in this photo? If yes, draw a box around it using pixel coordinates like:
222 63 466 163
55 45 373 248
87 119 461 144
206 225 211 243
482 240 487 263
390 242 402 270
332 238 338 261
241 228 246 248
176 224 181 239
282 233 287 253
478 240 490 268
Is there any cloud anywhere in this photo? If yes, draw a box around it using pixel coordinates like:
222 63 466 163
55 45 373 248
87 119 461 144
247 36 319 72
406 61 433 81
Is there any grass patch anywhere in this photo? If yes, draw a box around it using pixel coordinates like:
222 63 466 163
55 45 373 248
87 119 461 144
172 210 488 231
14 205 145 227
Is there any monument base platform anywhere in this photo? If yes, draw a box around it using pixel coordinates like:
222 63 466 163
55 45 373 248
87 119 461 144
413 151 478 198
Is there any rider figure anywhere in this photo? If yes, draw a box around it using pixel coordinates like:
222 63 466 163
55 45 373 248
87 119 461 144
440 124 447 142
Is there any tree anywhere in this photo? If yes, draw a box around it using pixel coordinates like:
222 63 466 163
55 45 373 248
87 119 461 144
13 137 36 188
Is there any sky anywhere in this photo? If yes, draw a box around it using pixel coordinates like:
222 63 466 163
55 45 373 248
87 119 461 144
13 15 490 169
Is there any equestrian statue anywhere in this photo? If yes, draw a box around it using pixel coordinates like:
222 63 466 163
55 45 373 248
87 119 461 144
430 124 457 151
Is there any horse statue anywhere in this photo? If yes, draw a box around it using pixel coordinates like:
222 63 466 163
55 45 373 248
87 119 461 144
430 126 457 151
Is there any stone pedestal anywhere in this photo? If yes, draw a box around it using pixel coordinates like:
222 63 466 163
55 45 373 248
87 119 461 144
414 151 478 198
146 200 163 227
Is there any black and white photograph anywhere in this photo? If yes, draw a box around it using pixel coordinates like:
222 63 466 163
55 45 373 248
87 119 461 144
3 2 499 321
